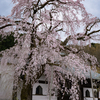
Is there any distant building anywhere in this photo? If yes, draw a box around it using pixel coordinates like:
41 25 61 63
79 70 100 100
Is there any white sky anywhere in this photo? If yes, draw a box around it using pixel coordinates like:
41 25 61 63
0 0 13 16
82 0 100 18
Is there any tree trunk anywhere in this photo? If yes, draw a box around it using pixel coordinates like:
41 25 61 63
21 82 32 100
12 88 17 100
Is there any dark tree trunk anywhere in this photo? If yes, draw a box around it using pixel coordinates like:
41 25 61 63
12 88 17 100
21 82 32 100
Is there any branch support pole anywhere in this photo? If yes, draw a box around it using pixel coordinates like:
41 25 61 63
49 66 53 100
90 71 95 100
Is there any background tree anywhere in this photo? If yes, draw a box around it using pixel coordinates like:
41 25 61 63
0 0 100 100
0 33 15 51
83 43 100 73
84 43 100 64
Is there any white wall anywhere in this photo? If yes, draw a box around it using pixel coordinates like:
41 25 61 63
32 75 57 100
32 95 57 100
84 98 98 100
83 88 98 100
32 83 48 95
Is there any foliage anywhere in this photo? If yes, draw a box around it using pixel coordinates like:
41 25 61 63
83 43 100 73
84 43 100 64
0 0 100 100
0 33 15 51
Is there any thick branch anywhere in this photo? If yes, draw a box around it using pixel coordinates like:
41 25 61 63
85 19 100 35
61 35 71 46
63 46 82 54
87 29 100 36
35 22 43 29
49 12 53 30
0 24 13 29
37 0 40 5
33 0 55 14
0 20 31 30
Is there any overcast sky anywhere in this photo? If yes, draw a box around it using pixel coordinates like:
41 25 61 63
0 0 100 18
0 0 13 16
82 0 100 18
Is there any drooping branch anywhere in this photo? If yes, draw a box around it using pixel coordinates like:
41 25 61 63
49 12 53 30
35 22 43 29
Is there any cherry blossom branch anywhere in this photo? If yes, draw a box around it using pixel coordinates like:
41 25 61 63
85 19 100 36
0 24 14 29
87 29 100 36
61 19 100 45
49 12 53 30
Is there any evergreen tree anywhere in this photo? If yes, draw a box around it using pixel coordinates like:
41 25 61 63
0 33 15 51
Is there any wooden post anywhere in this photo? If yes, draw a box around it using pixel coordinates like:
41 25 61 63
90 71 95 100
49 67 53 100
